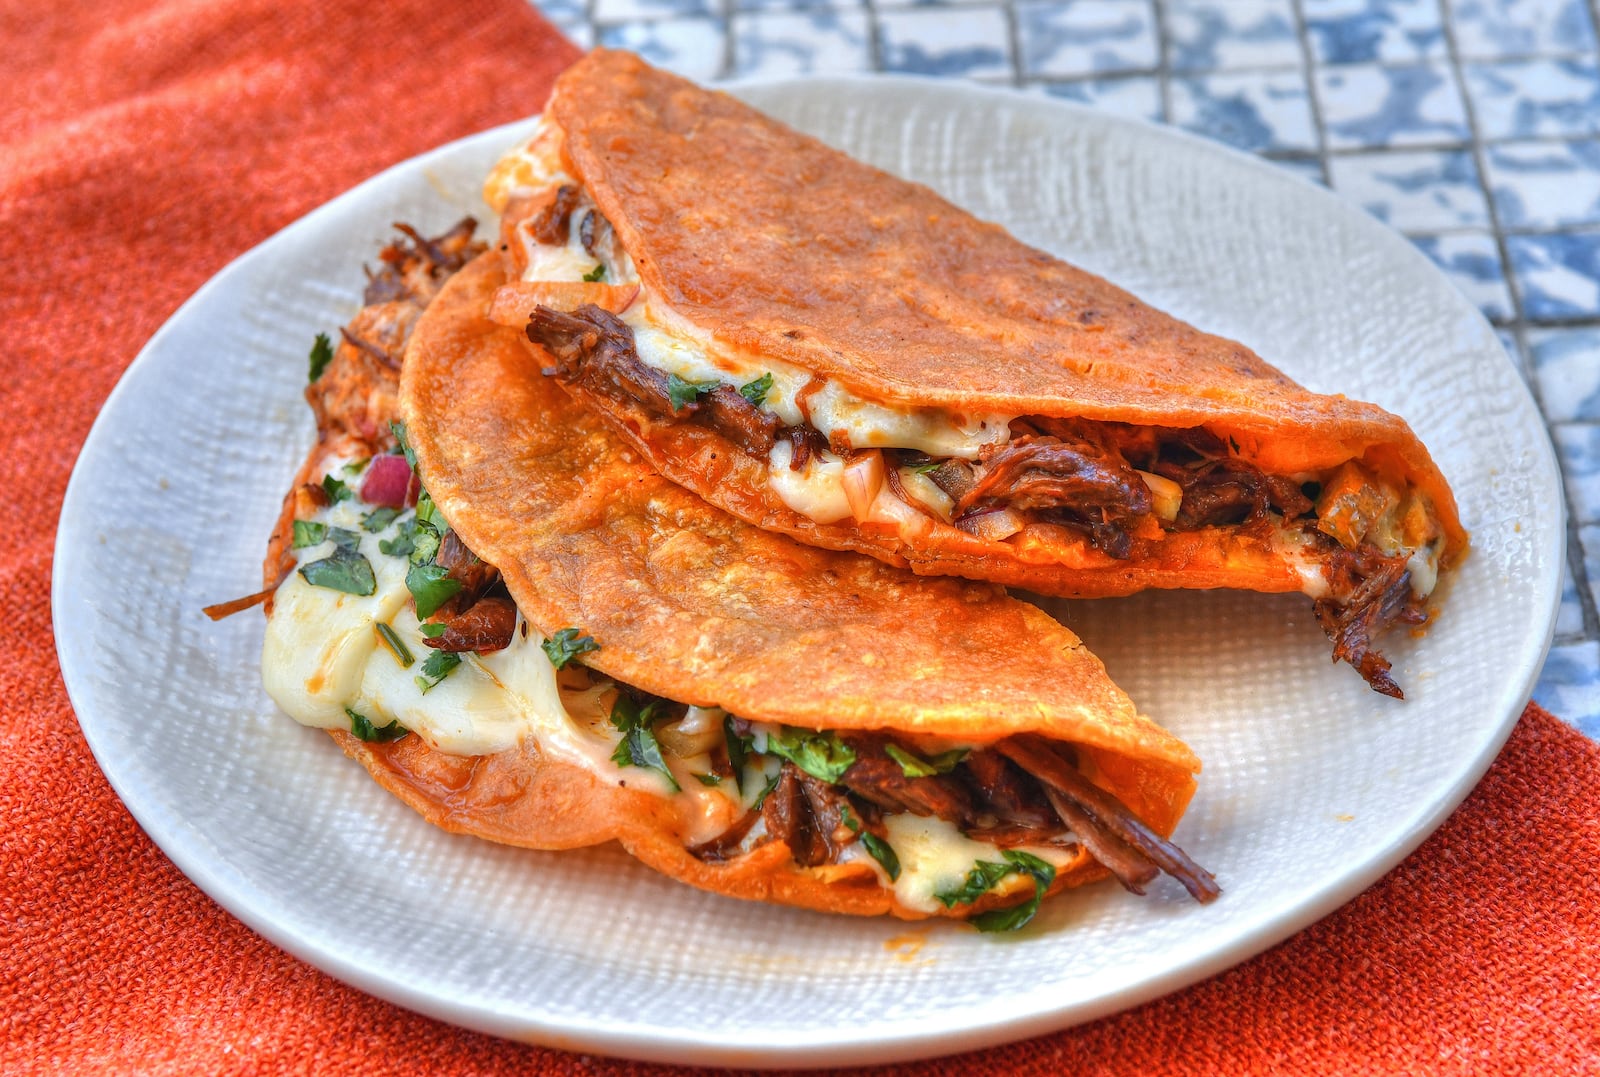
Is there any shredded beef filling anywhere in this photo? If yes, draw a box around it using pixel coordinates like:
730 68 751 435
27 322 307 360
1313 543 1429 699
695 730 1218 905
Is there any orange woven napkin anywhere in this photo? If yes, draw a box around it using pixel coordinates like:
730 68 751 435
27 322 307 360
5 3 1599 1073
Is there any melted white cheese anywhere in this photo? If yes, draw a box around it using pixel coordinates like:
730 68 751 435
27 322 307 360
766 439 852 523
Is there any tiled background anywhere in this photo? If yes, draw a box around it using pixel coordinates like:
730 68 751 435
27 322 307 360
534 0 1600 739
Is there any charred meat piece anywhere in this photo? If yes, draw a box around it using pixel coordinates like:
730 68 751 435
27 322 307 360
998 736 1220 903
838 738 974 824
960 748 1059 831
782 425 830 471
422 595 518 654
434 530 501 610
688 808 762 863
1153 457 1312 529
1314 542 1429 698
762 765 828 866
363 218 483 306
957 434 1151 558
528 304 780 455
528 184 582 246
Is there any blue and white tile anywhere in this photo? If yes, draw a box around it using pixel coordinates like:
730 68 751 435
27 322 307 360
1327 149 1488 231
877 7 1013 79
733 11 873 76
1408 233 1515 321
1034 77 1165 124
539 0 595 46
1585 522 1600 607
1463 59 1600 140
1556 559 1588 639
734 0 863 10
1451 0 1597 62
1484 141 1600 230
597 18 728 79
1303 0 1446 65
595 0 715 21
1554 424 1600 521
1269 155 1329 185
1169 71 1318 153
1533 640 1600 737
1508 233 1600 319
1529 327 1600 422
1163 0 1300 72
1016 0 1159 79
1315 63 1469 149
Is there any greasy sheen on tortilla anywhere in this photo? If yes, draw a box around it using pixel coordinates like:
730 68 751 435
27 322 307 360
353 252 1202 918
528 49 1466 603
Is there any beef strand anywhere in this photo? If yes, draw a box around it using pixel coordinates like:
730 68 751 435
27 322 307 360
528 184 581 246
1313 543 1429 698
528 304 779 455
997 736 1221 904
422 595 517 654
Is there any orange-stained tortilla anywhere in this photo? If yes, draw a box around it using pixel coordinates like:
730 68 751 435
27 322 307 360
332 251 1202 919
532 50 1466 599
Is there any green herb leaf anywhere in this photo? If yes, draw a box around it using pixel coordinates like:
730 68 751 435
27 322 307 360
345 706 408 742
342 457 370 475
418 622 448 639
884 744 968 778
378 517 416 558
322 474 353 504
414 491 448 533
840 804 901 881
738 372 774 408
582 263 607 282
541 627 600 670
666 373 719 413
413 650 461 693
362 507 400 533
298 547 375 596
405 563 462 620
408 523 441 566
934 860 1016 909
724 715 753 796
970 851 1057 933
763 727 857 784
374 622 414 668
750 770 782 811
608 695 679 792
291 520 328 549
694 772 722 787
389 420 417 469
914 461 942 474
327 527 361 552
308 333 334 383
860 833 902 882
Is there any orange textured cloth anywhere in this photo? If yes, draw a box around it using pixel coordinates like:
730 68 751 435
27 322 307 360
4 4 1599 1073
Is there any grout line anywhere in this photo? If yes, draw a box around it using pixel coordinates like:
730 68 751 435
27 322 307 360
863 0 884 71
1149 0 1174 125
1288 0 1332 186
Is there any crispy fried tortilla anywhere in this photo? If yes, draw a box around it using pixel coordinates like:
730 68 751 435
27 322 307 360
246 223 1218 924
482 50 1467 697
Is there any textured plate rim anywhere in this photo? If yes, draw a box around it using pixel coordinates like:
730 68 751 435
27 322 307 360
52 74 1563 1068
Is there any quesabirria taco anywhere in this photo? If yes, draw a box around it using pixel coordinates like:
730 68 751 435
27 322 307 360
223 220 1217 927
485 49 1468 698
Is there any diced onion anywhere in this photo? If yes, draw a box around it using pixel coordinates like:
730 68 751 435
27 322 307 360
1135 469 1182 523
955 507 1026 542
841 451 886 521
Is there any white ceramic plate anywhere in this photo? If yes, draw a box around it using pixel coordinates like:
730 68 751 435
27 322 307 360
54 77 1561 1068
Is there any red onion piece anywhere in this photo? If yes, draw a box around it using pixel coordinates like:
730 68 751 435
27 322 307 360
360 453 413 508
955 507 1026 542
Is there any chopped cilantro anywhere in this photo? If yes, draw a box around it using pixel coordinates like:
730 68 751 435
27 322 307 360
413 650 461 693
541 627 600 670
884 744 968 778
291 520 328 549
342 457 369 475
666 373 720 413
582 263 607 282
327 527 361 552
418 622 448 639
308 333 334 383
322 474 353 504
405 563 462 620
763 727 856 784
408 523 441 566
738 372 774 408
935 849 1057 933
345 706 408 742
750 770 782 811
378 517 418 558
298 547 375 596
362 507 400 533
608 695 679 791
389 420 417 469
694 772 723 787
840 805 901 881
414 490 448 532
374 622 414 668
913 461 942 475
724 715 753 796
